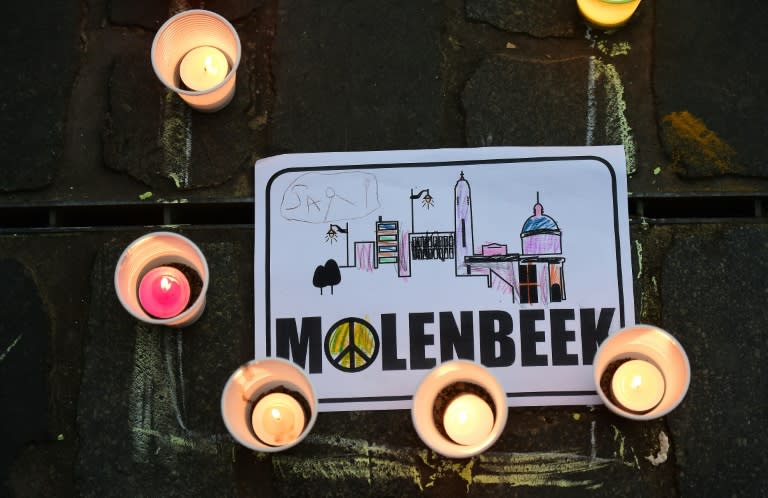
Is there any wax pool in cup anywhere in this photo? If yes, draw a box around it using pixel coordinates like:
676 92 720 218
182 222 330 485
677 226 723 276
251 392 306 446
611 359 665 413
179 46 229 91
138 266 191 319
443 393 494 446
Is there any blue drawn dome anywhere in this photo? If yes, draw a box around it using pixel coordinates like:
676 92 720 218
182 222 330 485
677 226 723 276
521 198 559 234
522 213 559 233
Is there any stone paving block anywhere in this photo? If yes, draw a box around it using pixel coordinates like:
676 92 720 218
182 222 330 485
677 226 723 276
103 42 263 190
466 0 581 38
0 227 677 497
268 406 673 497
655 2 768 178
76 232 253 496
109 0 169 29
0 2 79 191
662 225 768 496
109 0 262 29
270 0 444 153
202 0 265 21
463 52 646 175
463 55 617 147
0 233 114 496
0 260 49 497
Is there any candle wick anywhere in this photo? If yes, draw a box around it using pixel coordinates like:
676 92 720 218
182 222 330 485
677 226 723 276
204 56 216 74
271 408 282 421
630 375 643 390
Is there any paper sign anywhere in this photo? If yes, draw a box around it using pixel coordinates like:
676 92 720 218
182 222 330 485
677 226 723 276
254 147 635 412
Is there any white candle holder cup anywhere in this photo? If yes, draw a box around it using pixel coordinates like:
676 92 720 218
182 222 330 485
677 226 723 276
221 358 318 452
593 324 690 421
412 360 508 459
114 232 209 327
151 9 241 112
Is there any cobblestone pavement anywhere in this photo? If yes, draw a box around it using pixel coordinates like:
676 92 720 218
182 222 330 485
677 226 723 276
1 1 766 496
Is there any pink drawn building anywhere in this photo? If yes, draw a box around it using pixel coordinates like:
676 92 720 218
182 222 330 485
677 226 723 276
461 181 566 305
481 243 508 256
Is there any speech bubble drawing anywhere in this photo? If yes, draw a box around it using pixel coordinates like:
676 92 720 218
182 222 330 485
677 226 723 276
280 171 380 223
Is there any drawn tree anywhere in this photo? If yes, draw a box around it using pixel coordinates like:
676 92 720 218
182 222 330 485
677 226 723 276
312 265 328 295
312 259 342 295
325 259 341 295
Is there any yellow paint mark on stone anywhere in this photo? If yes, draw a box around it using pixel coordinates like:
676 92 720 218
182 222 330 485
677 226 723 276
168 172 183 189
57 434 65 441
130 427 221 456
372 453 424 490
661 111 743 176
280 434 630 491
274 455 372 482
611 425 626 460
634 240 643 279
596 40 631 57
132 426 163 439
572 413 582 421
653 166 661 175
420 453 474 493
280 434 423 489
506 42 517 49
473 452 614 488
169 435 196 449
139 191 153 200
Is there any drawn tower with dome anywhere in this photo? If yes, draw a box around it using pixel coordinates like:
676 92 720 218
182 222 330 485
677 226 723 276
456 173 566 305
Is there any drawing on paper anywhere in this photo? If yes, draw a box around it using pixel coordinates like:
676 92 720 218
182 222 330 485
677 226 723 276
305 171 566 305
312 259 342 295
280 171 380 223
323 317 380 372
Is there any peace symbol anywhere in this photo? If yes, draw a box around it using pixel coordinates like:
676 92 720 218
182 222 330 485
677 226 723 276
324 317 380 373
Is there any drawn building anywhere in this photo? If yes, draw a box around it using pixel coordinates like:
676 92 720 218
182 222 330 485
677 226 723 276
518 195 565 303
521 194 561 254
336 172 566 305
375 217 399 265
454 172 474 276
457 173 566 305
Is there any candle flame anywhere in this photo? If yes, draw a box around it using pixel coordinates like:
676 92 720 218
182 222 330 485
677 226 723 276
630 375 643 390
271 408 282 421
160 276 172 292
203 55 218 75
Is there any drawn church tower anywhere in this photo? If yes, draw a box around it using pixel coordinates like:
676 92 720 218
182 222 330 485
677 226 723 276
454 172 474 275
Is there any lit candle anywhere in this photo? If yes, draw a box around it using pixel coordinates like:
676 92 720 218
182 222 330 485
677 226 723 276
611 359 665 413
138 266 191 319
251 393 306 446
576 0 641 29
179 46 229 91
442 393 494 446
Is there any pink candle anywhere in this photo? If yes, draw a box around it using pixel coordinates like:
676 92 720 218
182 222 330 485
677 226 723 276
138 266 191 319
